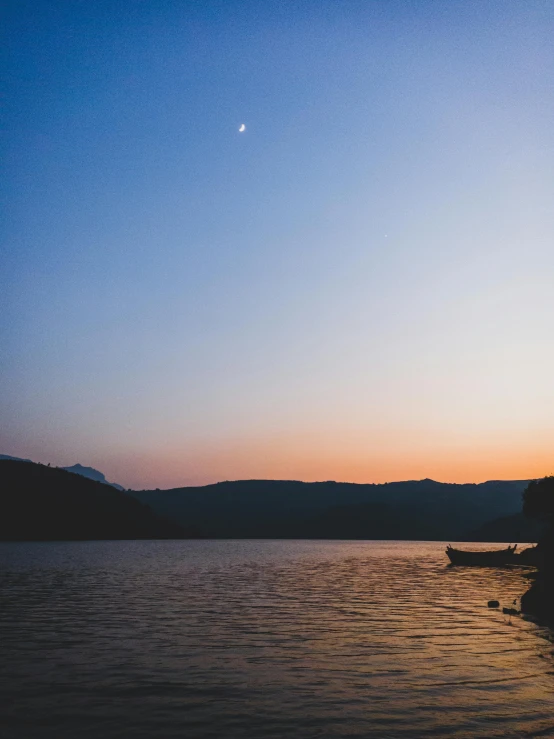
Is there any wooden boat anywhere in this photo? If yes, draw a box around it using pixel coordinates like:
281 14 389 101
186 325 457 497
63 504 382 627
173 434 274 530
446 544 517 566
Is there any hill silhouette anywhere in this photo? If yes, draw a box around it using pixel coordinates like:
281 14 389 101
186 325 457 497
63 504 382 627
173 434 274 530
0 460 192 541
0 454 124 490
1 460 534 542
131 477 529 540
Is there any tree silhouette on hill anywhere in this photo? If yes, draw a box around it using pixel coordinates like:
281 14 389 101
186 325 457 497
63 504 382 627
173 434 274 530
523 476 554 521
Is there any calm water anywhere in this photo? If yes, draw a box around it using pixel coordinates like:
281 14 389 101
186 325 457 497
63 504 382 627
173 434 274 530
1 540 553 739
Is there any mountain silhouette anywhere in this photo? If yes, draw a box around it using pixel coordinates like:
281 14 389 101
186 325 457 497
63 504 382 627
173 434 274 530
0 453 33 463
0 460 196 541
1 456 534 542
131 477 530 540
0 454 124 490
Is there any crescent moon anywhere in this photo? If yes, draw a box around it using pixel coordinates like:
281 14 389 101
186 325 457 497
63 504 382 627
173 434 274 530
239 124 246 132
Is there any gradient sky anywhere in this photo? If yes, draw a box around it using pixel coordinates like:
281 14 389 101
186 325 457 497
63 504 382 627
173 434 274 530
2 1 553 489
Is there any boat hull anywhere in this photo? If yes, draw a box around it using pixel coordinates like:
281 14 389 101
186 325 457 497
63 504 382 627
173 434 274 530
446 545 517 566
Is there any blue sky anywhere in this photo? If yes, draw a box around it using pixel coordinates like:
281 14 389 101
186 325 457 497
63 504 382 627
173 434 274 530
2 1 553 488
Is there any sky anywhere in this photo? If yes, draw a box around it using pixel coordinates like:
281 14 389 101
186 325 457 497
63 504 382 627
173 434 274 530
1 0 553 489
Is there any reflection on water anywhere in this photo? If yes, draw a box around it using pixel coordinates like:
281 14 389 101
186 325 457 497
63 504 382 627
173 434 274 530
1 540 553 739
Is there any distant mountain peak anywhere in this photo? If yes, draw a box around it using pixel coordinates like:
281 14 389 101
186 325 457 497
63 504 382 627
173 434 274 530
0 454 32 463
64 464 107 482
62 464 124 490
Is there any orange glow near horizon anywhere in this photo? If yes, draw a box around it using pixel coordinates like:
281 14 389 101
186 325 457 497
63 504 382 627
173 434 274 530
94 427 553 490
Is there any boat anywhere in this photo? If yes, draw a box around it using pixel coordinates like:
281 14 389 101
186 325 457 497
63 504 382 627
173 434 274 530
445 544 517 566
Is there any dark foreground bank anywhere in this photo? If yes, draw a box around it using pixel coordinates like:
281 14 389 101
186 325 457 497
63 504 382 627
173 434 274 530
519 478 554 620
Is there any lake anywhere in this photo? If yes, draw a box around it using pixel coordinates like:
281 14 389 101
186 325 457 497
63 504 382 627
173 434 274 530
1 540 553 738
